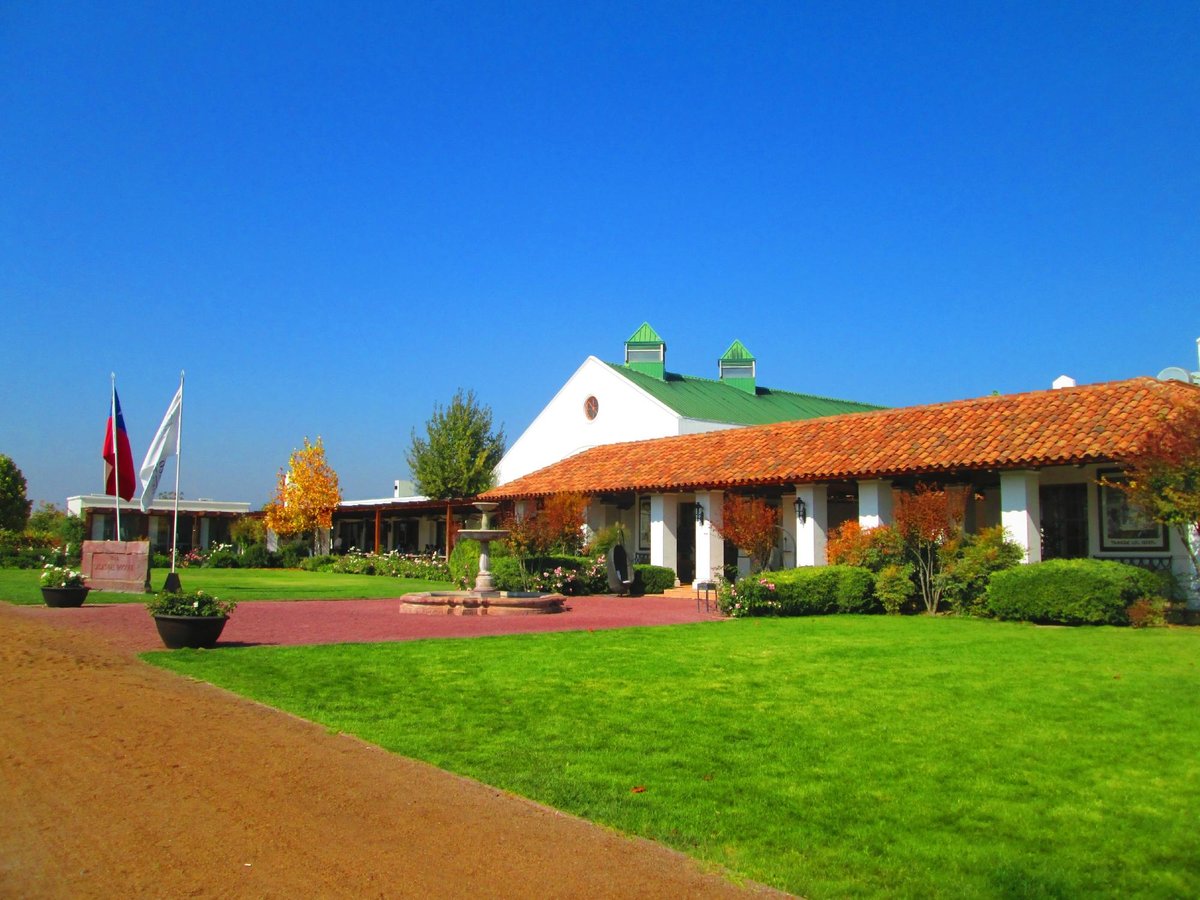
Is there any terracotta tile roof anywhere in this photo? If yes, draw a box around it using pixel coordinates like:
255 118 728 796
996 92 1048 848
484 377 1200 499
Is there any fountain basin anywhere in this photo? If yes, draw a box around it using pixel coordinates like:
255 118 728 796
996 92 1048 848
400 590 566 616
455 529 508 543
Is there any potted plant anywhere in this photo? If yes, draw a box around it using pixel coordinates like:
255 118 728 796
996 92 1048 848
40 564 89 607
146 589 237 649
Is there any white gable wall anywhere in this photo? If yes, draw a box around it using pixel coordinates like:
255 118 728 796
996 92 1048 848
496 356 683 485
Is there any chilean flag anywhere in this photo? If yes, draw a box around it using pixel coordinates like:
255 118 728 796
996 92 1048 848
103 389 136 501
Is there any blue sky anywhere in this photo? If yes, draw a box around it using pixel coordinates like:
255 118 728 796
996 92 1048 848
2 1 1197 508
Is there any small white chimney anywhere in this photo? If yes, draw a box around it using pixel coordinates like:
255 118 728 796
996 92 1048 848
1052 375 1076 390
393 479 401 498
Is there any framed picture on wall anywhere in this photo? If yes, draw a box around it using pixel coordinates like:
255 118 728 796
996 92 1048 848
638 497 652 550
1097 470 1169 552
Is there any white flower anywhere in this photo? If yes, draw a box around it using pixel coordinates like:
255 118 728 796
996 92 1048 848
193 600 200 609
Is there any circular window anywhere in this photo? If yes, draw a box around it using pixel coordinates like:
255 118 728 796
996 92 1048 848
584 396 599 420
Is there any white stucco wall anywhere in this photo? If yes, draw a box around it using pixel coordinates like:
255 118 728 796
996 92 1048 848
495 357 684 485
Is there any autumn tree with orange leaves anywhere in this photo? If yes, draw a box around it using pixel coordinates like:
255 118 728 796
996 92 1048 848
716 494 780 572
1110 396 1200 586
503 492 589 557
893 483 968 613
264 436 342 555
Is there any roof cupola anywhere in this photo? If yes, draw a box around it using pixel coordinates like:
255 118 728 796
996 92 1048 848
624 322 666 379
718 340 757 394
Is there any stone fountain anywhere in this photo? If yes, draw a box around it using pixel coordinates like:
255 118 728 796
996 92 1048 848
399 501 565 616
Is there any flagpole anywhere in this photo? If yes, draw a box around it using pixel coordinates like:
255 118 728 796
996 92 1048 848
170 372 185 574
111 373 121 542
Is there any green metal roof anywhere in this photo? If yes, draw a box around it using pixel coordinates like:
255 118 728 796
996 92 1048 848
626 322 665 345
719 339 756 362
609 363 884 424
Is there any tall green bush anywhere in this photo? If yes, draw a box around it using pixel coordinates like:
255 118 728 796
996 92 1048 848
986 558 1167 625
939 525 1025 616
449 539 481 586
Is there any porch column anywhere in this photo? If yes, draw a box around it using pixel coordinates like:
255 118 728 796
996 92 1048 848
693 490 724 587
650 494 678 576
858 479 894 529
794 483 829 567
1000 470 1042 563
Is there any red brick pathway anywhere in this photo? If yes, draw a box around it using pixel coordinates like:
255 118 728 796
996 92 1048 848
11 594 726 652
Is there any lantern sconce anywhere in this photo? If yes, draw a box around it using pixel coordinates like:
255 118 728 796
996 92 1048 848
694 502 705 525
794 496 808 525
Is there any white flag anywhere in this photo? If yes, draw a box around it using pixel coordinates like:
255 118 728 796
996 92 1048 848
138 384 183 512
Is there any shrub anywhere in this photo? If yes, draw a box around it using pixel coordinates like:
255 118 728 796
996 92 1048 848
146 589 237 618
940 525 1024 616
874 563 916 614
240 543 276 568
278 540 309 568
1127 597 1166 628
299 554 337 572
0 529 63 568
582 523 627 557
449 539 482 586
491 557 526 592
826 521 904 570
151 552 172 569
489 554 605 595
632 564 675 595
718 566 876 617
301 550 451 580
205 547 241 568
986 558 1168 626
833 566 878 613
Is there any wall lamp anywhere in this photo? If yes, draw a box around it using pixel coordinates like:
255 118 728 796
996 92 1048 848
694 502 705 525
794 496 808 525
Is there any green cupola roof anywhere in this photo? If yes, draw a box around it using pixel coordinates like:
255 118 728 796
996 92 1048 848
719 339 756 362
624 322 666 379
718 339 757 393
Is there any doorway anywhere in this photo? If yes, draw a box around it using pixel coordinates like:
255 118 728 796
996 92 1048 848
1041 484 1089 559
677 503 696 583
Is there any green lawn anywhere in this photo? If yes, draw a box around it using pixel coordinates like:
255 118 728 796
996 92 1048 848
0 567 454 605
144 616 1200 898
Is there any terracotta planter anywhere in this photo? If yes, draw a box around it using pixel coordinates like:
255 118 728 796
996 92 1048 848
41 587 90 608
152 615 228 649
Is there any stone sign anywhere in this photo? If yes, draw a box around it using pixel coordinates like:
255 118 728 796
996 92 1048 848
81 540 151 593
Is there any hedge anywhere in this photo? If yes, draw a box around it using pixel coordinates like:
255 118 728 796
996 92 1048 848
632 564 676 595
720 566 878 617
986 558 1168 625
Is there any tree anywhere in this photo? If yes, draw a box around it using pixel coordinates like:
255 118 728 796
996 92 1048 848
503 492 588 557
893 483 968 613
27 501 65 534
408 389 505 499
0 455 31 532
229 514 266 549
715 494 779 572
264 437 342 554
407 389 506 558
1112 397 1200 588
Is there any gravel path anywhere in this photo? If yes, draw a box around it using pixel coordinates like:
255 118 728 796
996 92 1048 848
0 598 778 898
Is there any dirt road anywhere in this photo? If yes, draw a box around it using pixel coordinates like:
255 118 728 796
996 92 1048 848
0 602 774 898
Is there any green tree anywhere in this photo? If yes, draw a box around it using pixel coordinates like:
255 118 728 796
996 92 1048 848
0 455 31 531
407 389 505 557
27 501 65 534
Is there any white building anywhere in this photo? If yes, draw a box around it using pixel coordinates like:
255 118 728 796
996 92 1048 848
496 322 880 484
485 376 1200 601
